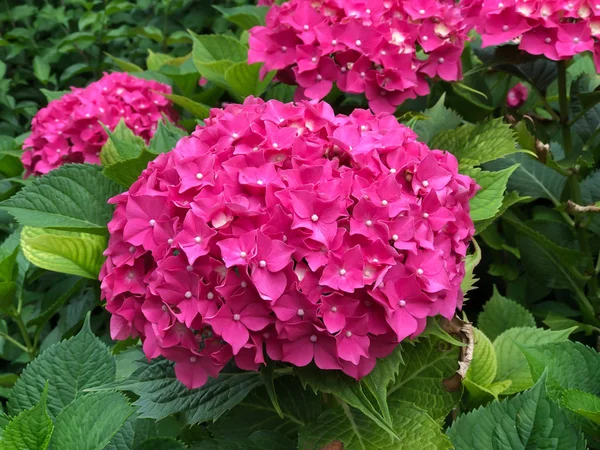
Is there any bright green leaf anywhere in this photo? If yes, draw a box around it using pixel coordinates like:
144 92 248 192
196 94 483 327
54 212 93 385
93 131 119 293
477 287 535 341
493 326 575 395
224 62 274 100
429 118 528 167
190 32 247 64
21 227 106 279
461 239 481 296
466 328 497 386
561 390 600 425
0 164 122 233
162 93 210 119
8 316 116 418
100 119 147 166
469 165 519 221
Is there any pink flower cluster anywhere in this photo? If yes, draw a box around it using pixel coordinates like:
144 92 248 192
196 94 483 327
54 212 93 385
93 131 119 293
506 82 528 107
22 72 177 176
100 97 477 389
473 0 600 63
248 0 475 114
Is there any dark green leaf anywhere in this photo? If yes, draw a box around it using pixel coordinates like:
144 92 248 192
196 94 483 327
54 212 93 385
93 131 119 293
477 287 535 341
2 385 53 450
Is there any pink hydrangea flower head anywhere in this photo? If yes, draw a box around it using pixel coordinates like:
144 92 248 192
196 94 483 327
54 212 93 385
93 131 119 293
506 82 528 107
248 0 476 113
22 72 177 176
100 97 478 389
474 0 600 66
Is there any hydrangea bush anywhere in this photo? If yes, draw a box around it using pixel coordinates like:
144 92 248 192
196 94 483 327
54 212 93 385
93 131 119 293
101 97 477 388
248 0 476 112
22 72 177 176
2 1 600 449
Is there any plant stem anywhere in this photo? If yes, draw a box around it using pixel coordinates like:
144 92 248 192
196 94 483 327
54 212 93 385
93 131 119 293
14 315 33 357
0 331 29 353
557 60 599 303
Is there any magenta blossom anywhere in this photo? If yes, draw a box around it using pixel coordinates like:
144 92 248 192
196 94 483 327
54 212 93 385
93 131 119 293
248 0 476 113
506 82 528 108
100 97 478 389
472 0 600 67
22 72 177 176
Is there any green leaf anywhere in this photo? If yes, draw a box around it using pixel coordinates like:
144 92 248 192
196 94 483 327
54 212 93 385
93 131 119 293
162 93 210 119
101 358 263 424
33 56 51 84
469 165 519 221
193 431 295 450
462 379 512 405
138 437 187 450
0 164 122 233
2 385 53 450
486 153 567 205
224 62 274 100
429 118 527 167
561 389 600 425
447 373 587 450
493 326 575 395
8 316 116 418
477 287 535 341
461 239 482 296
20 227 106 279
387 337 461 421
474 191 530 234
190 32 247 85
295 364 399 439
521 341 600 397
260 365 284 419
190 33 247 64
503 213 586 292
146 50 174 71
581 169 600 205
210 377 323 440
148 119 187 154
299 401 452 450
543 312 599 334
213 5 269 29
466 328 497 386
413 93 462 144
103 153 155 188
40 89 70 103
105 53 143 72
100 120 147 165
361 347 404 426
51 392 133 450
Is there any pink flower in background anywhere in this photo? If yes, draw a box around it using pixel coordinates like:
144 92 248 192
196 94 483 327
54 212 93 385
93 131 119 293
248 0 476 113
473 0 600 67
506 82 528 108
100 97 478 389
22 72 177 177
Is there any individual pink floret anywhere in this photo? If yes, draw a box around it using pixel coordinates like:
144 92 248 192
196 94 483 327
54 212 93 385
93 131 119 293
22 72 177 176
100 97 477 389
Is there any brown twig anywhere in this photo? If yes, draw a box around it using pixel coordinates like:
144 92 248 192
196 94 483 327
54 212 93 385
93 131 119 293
566 200 600 214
